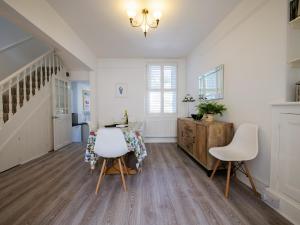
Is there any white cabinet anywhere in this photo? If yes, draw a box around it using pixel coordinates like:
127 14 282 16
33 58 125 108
266 103 300 224
72 126 81 142
278 113 300 203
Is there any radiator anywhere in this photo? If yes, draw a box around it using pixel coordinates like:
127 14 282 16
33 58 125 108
144 117 177 138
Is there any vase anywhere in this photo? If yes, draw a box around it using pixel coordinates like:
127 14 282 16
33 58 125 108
205 114 214 122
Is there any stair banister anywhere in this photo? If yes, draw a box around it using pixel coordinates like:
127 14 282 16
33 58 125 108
23 71 26 103
35 64 38 93
40 59 44 87
48 53 51 78
52 52 55 75
54 54 56 74
29 66 32 98
8 80 12 117
0 49 64 127
59 56 62 70
0 50 53 87
16 76 20 110
43 58 45 84
0 85 3 128
46 55 48 81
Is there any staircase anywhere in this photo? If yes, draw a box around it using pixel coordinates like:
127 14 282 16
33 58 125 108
0 50 63 128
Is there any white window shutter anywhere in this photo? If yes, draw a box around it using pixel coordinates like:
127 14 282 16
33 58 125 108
147 64 177 115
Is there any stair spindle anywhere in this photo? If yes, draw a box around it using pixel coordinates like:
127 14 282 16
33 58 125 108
29 67 32 98
44 57 47 82
24 70 28 102
16 76 20 111
46 55 49 81
47 56 50 81
54 55 56 74
52 52 56 75
49 54 52 77
8 80 13 117
35 64 38 92
41 58 45 86
60 57 62 70
0 85 3 128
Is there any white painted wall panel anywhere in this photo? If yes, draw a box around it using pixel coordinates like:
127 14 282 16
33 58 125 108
0 85 53 172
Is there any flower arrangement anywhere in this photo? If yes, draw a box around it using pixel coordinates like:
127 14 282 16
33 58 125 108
182 94 196 117
182 94 195 102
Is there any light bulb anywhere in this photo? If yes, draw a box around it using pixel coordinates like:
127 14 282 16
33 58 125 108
127 1 137 18
153 11 162 20
127 10 137 18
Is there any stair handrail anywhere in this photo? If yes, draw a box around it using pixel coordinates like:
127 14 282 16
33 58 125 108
0 48 64 128
0 49 54 87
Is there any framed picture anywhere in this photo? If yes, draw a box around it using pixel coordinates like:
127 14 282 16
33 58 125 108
115 83 128 98
82 89 91 112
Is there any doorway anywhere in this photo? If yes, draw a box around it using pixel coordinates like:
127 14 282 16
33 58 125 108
71 81 90 143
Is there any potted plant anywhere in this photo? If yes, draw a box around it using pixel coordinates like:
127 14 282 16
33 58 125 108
196 101 226 122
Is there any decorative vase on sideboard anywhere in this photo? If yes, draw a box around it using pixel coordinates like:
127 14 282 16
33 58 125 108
204 114 214 122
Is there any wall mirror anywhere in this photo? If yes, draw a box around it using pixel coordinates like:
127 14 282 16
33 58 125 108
198 64 224 100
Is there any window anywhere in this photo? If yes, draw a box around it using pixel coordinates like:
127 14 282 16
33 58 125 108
146 64 177 115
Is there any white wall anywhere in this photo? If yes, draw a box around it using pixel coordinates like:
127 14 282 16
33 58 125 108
96 58 186 141
69 70 89 81
186 0 288 190
0 38 49 80
0 16 30 49
0 17 49 80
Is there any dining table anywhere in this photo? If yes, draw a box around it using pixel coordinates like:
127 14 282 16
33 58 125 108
84 122 147 174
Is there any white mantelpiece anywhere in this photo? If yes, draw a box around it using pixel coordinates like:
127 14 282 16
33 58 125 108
265 102 300 224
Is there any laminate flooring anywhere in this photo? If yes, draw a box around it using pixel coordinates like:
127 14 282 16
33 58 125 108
0 143 292 225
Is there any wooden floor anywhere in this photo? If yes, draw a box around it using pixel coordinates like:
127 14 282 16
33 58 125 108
0 143 291 225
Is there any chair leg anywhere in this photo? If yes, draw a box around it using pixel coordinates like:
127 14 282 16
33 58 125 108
95 159 107 194
118 158 127 192
121 156 129 175
243 162 258 195
225 161 232 198
210 159 221 180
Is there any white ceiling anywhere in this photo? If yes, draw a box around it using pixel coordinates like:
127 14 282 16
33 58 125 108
47 0 241 58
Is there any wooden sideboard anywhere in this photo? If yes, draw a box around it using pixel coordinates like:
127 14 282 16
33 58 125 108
177 118 234 172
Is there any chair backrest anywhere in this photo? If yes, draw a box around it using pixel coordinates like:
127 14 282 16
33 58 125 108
230 123 259 160
94 128 129 158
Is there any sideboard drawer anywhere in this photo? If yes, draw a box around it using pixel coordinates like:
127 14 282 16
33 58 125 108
182 120 196 137
182 136 196 154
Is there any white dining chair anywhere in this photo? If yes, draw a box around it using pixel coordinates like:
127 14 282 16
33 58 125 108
209 123 258 198
94 128 129 194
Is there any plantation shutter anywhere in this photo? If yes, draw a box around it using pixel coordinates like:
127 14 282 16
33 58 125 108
147 64 177 115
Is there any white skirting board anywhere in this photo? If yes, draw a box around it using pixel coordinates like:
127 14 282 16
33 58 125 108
144 137 177 143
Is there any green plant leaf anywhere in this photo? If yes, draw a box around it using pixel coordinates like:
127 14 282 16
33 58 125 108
196 101 226 116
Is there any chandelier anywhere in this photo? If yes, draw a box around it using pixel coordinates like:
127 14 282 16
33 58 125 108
127 2 162 37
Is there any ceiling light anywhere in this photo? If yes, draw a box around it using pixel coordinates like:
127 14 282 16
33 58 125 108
126 3 162 37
